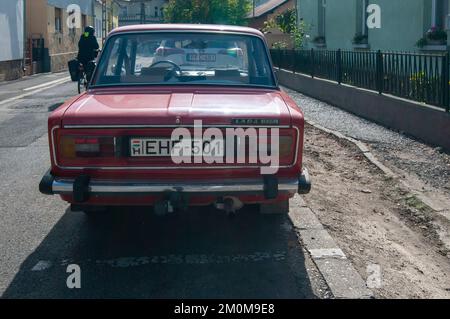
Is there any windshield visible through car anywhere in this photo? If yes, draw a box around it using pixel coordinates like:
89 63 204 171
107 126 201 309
91 32 276 88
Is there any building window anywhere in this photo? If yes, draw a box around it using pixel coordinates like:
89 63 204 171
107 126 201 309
360 0 368 35
155 7 158 17
82 14 87 30
55 7 62 33
318 0 326 37
431 0 448 28
96 18 102 39
354 0 368 39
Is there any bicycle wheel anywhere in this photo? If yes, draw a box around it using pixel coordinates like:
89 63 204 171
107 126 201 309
78 72 87 94
77 74 83 94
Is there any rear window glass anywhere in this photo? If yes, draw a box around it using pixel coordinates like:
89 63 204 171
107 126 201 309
92 32 276 88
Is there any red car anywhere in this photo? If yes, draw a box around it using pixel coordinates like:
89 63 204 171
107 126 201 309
39 24 310 215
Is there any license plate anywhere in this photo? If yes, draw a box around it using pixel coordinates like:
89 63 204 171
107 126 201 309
130 138 224 157
186 53 216 63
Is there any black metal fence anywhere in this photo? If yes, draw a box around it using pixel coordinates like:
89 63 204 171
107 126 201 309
270 49 450 112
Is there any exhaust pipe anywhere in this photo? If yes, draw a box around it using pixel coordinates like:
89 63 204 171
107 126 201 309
215 197 243 217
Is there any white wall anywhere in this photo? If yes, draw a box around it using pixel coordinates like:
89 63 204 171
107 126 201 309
0 0 24 62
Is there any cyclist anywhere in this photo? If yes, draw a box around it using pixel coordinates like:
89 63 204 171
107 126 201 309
77 26 99 82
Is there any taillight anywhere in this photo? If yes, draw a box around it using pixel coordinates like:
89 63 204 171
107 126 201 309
240 135 294 161
278 136 294 158
60 136 115 158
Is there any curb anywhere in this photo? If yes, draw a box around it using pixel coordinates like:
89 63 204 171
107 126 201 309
289 197 373 299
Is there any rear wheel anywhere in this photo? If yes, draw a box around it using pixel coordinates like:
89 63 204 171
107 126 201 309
77 72 87 94
259 199 290 215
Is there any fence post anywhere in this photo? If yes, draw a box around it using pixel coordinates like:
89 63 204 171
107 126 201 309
278 49 282 71
337 49 342 84
292 50 296 74
441 51 449 112
310 48 315 78
376 50 383 94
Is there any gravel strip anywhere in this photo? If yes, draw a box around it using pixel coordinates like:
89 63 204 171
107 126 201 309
283 86 450 191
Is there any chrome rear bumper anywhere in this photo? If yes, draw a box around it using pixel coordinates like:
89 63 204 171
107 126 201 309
39 168 311 202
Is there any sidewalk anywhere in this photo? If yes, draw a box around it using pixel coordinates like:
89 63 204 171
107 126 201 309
0 72 70 102
284 86 450 249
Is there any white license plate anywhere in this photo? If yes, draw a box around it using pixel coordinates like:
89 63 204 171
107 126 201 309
130 138 224 157
186 53 216 62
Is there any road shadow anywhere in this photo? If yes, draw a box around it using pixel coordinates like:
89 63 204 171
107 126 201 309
2 205 316 298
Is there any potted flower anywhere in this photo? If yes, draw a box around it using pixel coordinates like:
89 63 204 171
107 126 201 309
426 26 447 45
416 26 447 50
352 33 369 49
312 36 326 48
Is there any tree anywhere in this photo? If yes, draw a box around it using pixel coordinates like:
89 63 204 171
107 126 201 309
164 0 252 26
263 8 309 49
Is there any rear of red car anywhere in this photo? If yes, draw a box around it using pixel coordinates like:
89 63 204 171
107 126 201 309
39 24 310 214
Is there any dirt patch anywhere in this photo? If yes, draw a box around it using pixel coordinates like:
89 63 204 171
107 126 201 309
302 123 450 299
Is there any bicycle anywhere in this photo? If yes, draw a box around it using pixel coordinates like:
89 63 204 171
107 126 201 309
77 63 88 94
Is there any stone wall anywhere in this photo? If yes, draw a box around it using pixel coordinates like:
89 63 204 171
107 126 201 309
0 60 23 82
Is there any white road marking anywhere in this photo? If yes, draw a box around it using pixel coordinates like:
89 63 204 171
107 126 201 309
31 260 52 271
94 252 287 267
29 251 287 271
0 77 71 107
23 77 71 91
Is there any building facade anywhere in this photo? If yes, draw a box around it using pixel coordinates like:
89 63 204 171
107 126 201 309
93 0 120 45
0 0 25 81
25 0 119 74
297 0 450 52
117 0 167 26
248 0 295 31
25 0 94 73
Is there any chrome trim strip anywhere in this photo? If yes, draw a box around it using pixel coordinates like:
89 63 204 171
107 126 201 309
51 126 60 168
52 178 299 194
93 30 278 89
50 125 300 170
63 124 291 129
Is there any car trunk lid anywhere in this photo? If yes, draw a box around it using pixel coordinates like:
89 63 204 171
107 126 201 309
61 88 291 127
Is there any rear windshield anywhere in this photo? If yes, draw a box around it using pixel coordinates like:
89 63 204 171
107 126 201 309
91 32 276 88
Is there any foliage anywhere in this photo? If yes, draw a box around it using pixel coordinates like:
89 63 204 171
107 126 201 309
416 27 448 48
426 27 448 41
415 37 428 48
271 41 288 49
163 0 252 25
273 8 296 34
262 8 309 49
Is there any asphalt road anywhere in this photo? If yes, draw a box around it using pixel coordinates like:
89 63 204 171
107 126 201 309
0 75 325 298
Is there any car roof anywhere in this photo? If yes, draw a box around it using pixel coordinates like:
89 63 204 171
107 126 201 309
109 24 265 38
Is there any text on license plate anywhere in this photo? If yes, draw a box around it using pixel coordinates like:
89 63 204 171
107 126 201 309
186 53 216 62
130 138 224 157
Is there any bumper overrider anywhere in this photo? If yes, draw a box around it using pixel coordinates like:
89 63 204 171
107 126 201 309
39 168 311 203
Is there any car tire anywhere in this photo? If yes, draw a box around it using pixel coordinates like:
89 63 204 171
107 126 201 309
259 199 289 215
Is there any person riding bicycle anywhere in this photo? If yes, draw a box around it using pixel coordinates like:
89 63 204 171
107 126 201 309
77 26 99 81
